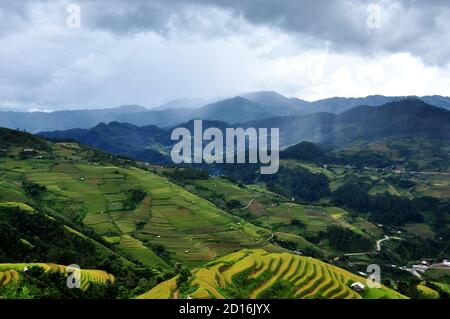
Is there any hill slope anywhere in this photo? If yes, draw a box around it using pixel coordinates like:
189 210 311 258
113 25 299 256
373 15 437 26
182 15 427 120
247 99 450 147
139 249 405 299
0 128 277 267
0 263 114 290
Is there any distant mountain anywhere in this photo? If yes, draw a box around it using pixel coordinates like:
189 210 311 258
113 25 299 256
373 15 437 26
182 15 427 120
241 92 450 114
0 105 148 133
308 95 401 113
41 121 171 164
197 96 302 123
115 97 300 128
110 105 149 113
153 98 214 110
40 99 450 163
1 97 300 133
4 92 450 133
307 95 450 114
247 99 450 147
420 95 450 110
240 91 310 109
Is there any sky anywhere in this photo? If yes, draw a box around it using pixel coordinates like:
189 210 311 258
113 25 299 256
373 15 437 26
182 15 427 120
0 0 450 111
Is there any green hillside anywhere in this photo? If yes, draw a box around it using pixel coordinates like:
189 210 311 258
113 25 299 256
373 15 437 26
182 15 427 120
176 173 382 254
139 249 406 299
0 136 276 268
0 202 131 267
1 127 448 300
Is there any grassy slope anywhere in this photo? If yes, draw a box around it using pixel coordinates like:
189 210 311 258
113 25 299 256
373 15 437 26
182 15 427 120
0 202 133 267
0 143 277 268
181 175 382 254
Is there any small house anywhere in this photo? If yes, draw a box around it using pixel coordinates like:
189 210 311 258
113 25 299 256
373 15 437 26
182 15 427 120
412 265 427 272
351 282 365 293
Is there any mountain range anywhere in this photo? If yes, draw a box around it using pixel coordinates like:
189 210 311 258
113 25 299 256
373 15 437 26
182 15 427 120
39 99 450 164
244 98 450 146
2 92 450 133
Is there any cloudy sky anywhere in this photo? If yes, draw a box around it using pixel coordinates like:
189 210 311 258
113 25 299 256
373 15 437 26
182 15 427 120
1 0 450 111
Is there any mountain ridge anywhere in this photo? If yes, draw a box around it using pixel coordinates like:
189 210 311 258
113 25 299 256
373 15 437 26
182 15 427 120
3 93 450 133
39 99 450 164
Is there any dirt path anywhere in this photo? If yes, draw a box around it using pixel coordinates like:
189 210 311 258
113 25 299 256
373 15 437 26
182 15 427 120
243 196 257 209
344 252 372 257
376 236 390 251
376 236 402 251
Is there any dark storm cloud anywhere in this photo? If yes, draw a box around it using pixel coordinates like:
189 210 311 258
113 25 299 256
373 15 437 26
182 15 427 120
1 1 449 64
76 0 450 65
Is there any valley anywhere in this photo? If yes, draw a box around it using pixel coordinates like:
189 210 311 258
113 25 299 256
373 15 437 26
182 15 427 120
1 97 449 300
2 0 450 309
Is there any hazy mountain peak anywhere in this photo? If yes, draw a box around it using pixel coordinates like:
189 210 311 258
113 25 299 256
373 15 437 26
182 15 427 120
153 97 215 111
240 91 301 107
113 105 148 113
240 90 288 100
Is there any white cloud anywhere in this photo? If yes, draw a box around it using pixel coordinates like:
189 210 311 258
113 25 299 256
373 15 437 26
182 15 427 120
252 51 450 100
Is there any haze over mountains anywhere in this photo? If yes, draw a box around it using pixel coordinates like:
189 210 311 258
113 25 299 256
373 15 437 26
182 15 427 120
40 99 450 164
245 99 450 147
2 92 450 133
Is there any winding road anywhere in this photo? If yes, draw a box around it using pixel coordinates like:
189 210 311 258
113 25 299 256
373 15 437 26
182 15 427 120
376 236 402 251
344 236 402 257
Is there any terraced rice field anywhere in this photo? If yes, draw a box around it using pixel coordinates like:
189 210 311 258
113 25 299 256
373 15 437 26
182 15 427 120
0 148 275 267
185 177 256 207
131 171 274 266
137 277 178 299
0 270 19 285
260 203 381 239
182 174 382 247
139 249 405 299
0 263 114 290
416 284 439 299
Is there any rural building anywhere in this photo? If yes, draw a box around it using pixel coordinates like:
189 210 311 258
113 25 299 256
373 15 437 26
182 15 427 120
412 265 428 272
351 282 365 293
